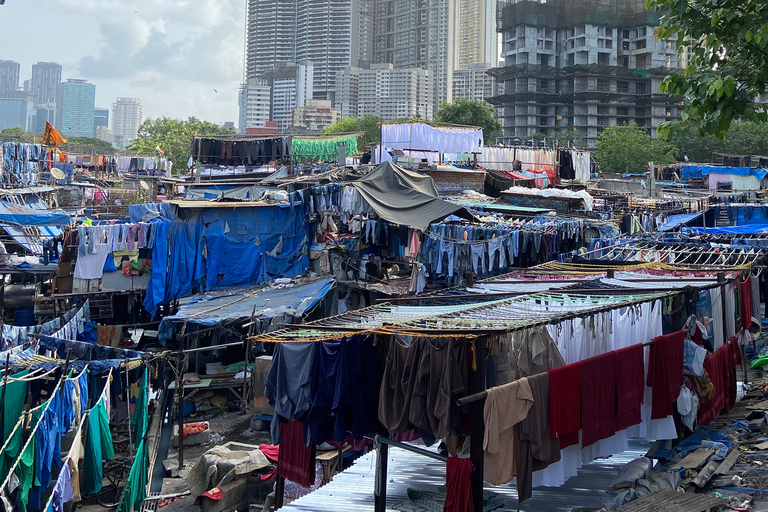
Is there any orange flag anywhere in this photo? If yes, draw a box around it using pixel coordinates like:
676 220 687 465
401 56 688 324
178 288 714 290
43 121 67 147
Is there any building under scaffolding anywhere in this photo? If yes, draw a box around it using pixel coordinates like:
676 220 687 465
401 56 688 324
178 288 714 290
488 0 684 146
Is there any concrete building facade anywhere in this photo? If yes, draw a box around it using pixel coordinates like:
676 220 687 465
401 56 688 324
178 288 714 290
489 0 683 146
292 99 341 133
239 79 272 133
0 60 20 96
111 97 143 148
56 79 96 138
94 107 109 134
453 0 499 69
245 0 372 102
372 0 455 111
452 63 502 102
0 93 34 132
31 62 62 107
337 64 433 122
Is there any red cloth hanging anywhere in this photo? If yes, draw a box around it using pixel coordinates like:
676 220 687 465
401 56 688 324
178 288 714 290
444 457 474 512
740 278 753 330
277 420 315 488
615 345 645 431
581 352 617 447
547 362 581 449
647 331 685 420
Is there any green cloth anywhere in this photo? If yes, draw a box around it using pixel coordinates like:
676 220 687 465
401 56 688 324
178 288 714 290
120 368 149 512
0 368 30 483
17 423 36 512
292 135 358 162
82 399 114 495
118 435 148 512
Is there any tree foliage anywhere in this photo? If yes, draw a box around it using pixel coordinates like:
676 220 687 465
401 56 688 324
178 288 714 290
648 0 768 138
129 117 234 173
435 99 502 143
594 124 676 174
323 115 384 144
62 137 117 154
0 127 37 140
672 121 768 162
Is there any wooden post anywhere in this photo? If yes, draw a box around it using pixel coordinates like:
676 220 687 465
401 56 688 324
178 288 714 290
373 440 389 512
717 273 729 345
469 336 487 512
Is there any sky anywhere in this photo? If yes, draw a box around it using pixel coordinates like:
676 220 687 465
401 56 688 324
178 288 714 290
0 0 245 126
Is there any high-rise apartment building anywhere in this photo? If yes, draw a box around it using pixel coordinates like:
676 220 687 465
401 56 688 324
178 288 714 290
373 0 456 111
489 0 683 146
291 99 341 133
94 107 109 134
245 0 372 102
239 79 272 133
336 64 433 122
453 0 499 69
334 67 361 118
452 63 502 102
112 97 143 148
56 79 96 137
0 60 20 95
31 62 62 106
0 93 34 132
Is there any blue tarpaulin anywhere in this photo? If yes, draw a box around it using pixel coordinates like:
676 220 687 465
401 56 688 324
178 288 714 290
128 203 175 223
0 201 70 226
143 203 310 317
682 165 768 182
157 278 334 344
656 213 704 232
683 225 768 235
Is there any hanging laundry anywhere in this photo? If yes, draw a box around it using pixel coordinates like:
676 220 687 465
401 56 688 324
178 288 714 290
82 399 115 495
276 420 315 488
444 457 474 512
647 331 685 420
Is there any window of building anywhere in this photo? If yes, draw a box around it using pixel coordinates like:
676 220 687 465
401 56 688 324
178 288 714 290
635 82 647 94
622 41 630 50
636 40 646 50
597 78 609 92
617 80 629 93
623 56 630 67
639 27 647 37
597 106 609 116
598 52 610 65
622 29 630 39
539 106 548 116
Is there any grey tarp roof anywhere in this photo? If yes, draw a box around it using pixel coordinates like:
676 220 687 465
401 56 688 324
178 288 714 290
350 162 473 231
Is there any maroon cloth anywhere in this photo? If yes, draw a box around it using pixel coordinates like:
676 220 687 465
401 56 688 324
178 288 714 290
615 345 645 431
699 342 736 426
444 457 474 512
581 352 617 447
692 325 703 346
727 337 740 410
548 362 581 449
277 420 315 487
259 444 280 462
740 278 753 330
647 331 685 420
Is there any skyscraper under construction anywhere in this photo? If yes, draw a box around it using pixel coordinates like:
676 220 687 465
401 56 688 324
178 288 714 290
488 0 683 146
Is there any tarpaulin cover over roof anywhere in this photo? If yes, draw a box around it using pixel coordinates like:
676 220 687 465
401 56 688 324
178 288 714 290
656 213 704 232
143 203 309 317
157 278 334 344
0 201 70 226
683 225 768 235
350 162 473 231
682 165 768 182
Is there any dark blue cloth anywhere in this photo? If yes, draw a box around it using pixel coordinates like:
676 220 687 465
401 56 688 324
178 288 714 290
306 340 346 444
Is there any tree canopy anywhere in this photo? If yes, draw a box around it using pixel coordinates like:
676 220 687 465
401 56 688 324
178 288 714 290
62 137 117 154
594 124 676 174
435 99 502 143
672 121 768 163
648 0 768 138
323 115 384 144
0 127 37 140
129 117 234 173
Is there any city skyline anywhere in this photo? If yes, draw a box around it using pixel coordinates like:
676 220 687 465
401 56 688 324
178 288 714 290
0 0 244 125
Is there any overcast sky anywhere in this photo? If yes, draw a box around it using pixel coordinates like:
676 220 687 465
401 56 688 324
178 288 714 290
0 0 245 126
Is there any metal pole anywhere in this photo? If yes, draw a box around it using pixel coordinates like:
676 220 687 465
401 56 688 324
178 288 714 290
125 362 133 456
373 440 389 512
469 336 487 512
174 331 184 469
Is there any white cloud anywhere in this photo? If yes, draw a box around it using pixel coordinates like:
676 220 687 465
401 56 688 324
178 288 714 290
0 0 244 124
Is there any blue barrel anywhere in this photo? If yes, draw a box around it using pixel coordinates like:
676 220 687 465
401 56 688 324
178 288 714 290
14 307 35 326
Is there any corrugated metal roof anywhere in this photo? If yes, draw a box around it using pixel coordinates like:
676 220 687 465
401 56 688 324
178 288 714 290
613 490 727 512
281 441 653 512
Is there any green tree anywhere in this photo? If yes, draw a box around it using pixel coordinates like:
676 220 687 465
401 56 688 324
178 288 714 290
671 121 768 162
435 99 502 143
648 0 768 138
129 117 234 173
62 137 117 154
0 127 36 140
594 124 676 174
552 127 586 149
324 115 384 144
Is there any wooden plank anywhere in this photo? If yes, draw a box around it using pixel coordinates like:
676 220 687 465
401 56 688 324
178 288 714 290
614 490 727 512
752 441 768 451
670 448 715 470
714 449 741 475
